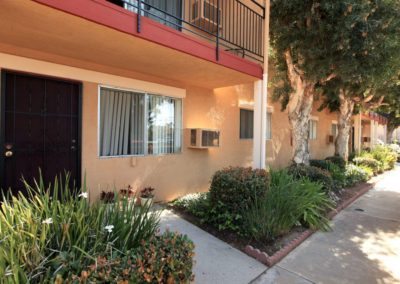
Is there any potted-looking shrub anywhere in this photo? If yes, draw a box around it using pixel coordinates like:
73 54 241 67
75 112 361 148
140 187 155 207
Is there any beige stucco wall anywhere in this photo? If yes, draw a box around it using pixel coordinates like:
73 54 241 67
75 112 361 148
1 53 342 201
82 82 254 201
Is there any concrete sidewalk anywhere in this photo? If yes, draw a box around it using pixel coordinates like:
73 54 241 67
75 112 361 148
252 165 400 284
159 210 267 284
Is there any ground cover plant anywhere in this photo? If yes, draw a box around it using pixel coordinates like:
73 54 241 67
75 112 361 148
0 174 195 283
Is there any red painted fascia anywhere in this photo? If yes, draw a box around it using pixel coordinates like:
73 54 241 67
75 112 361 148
32 0 263 79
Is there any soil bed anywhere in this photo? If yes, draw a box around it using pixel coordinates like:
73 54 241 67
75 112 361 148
169 182 370 256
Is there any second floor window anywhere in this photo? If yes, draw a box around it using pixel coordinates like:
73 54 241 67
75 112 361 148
99 87 182 157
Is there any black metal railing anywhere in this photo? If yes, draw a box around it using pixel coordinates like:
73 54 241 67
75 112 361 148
108 0 265 62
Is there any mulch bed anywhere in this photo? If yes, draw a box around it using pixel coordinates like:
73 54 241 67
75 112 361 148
169 180 375 266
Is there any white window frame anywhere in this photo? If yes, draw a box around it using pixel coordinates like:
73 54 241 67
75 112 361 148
98 85 183 158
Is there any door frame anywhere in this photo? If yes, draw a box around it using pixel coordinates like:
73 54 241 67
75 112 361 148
0 69 83 191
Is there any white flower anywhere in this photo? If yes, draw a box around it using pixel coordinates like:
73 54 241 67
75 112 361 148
42 218 53 225
79 192 88 199
124 219 128 224
105 225 114 233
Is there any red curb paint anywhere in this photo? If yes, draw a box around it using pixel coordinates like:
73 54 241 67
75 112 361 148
244 182 375 267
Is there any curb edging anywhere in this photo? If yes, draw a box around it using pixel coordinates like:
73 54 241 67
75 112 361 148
244 181 375 267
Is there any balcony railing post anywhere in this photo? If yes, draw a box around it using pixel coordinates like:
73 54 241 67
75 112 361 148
216 0 220 61
137 0 142 33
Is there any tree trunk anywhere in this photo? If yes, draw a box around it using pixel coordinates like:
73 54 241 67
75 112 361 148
335 89 355 161
284 49 315 165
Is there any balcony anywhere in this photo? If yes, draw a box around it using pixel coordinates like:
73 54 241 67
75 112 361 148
0 0 264 88
107 0 265 63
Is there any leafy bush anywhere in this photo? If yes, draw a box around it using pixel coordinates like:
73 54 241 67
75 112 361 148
353 156 381 175
173 192 210 219
309 159 331 170
206 167 268 232
0 174 194 283
370 145 397 170
344 164 370 187
209 167 268 212
60 232 195 283
243 170 333 241
325 156 346 170
310 160 346 190
288 164 335 193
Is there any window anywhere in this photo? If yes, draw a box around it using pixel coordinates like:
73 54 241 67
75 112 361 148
309 119 318 140
99 87 182 157
331 123 338 137
240 109 254 139
240 109 272 140
266 112 272 140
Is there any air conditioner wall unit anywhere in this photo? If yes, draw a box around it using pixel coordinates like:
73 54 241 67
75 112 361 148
191 0 222 32
189 128 220 149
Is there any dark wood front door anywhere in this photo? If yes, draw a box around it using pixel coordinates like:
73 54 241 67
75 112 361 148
1 71 81 195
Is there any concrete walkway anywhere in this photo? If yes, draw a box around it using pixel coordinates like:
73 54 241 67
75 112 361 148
159 210 267 284
253 165 400 284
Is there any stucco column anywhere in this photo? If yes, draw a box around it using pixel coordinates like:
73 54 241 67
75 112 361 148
253 0 270 169
370 120 375 147
253 80 267 168
354 113 362 154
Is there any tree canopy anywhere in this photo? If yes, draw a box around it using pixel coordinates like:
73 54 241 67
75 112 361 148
271 0 400 111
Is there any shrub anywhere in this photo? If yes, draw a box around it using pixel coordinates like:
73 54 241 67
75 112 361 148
288 164 335 193
353 156 381 175
309 159 331 170
325 155 346 170
243 170 333 241
310 160 346 190
370 145 397 170
209 167 268 212
173 192 210 219
0 173 195 283
344 164 370 187
61 232 195 283
207 167 268 232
